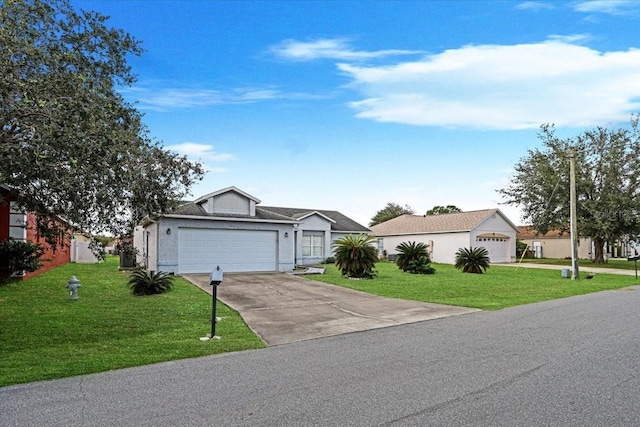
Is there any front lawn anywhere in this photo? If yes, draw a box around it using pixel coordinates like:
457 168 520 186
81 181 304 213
310 262 638 310
0 257 265 387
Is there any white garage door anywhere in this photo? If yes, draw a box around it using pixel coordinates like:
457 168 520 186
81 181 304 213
475 236 510 263
178 228 277 273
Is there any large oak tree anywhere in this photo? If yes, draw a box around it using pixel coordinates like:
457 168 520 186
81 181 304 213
370 203 414 227
500 117 640 263
0 0 204 245
426 205 462 215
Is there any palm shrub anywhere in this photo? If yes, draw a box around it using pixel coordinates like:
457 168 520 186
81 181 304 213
455 246 490 274
395 241 435 274
333 234 378 279
128 268 174 295
406 256 436 274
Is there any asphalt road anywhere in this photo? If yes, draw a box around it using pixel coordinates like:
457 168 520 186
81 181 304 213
3 286 640 426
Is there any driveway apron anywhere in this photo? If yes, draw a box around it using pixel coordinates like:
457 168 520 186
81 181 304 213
182 273 478 346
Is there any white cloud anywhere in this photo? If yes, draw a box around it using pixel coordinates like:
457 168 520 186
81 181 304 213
127 88 225 110
338 38 640 130
167 143 234 174
516 2 557 11
572 1 639 15
123 85 326 111
270 38 422 61
234 89 280 101
546 34 592 43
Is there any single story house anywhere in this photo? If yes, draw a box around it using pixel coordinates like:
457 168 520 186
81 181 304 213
133 186 370 274
0 185 71 279
370 209 518 264
517 226 593 259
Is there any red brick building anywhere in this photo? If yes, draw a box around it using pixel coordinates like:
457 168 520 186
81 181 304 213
0 186 70 279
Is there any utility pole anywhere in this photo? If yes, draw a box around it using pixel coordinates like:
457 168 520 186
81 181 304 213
568 148 579 280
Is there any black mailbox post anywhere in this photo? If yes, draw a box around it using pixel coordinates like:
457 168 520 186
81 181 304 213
208 266 223 339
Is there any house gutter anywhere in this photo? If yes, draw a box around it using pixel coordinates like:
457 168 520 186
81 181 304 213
161 214 300 225
372 230 472 236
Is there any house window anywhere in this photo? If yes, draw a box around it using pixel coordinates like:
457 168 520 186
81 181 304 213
302 232 324 257
9 202 26 240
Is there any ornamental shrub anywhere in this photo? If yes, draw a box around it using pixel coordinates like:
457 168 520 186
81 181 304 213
0 238 45 283
455 246 490 274
333 234 378 279
128 268 174 296
395 241 435 274
406 256 436 275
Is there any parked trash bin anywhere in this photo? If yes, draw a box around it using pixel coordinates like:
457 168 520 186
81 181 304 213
561 268 570 278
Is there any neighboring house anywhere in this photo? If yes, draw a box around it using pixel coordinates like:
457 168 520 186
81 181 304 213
0 185 71 279
133 186 370 274
517 226 592 259
371 209 518 264
70 233 101 263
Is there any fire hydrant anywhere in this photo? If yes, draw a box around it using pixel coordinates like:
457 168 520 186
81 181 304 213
67 276 81 300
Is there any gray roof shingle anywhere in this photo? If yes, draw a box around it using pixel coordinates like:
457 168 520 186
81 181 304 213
169 202 369 232
260 206 370 233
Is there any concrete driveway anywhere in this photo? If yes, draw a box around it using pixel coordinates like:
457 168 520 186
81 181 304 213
182 273 478 345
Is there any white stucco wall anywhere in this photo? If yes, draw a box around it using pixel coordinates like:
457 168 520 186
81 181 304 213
380 232 471 264
430 233 473 264
470 213 518 263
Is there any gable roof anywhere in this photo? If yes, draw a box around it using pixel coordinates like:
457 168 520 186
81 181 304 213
171 202 297 222
163 190 370 232
193 186 261 205
371 209 516 236
260 206 369 233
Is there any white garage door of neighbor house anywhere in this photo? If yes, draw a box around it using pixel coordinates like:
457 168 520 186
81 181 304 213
475 237 509 263
178 228 277 273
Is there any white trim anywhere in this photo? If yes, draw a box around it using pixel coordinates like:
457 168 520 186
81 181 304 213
302 231 325 258
163 214 299 225
296 211 336 223
373 230 470 237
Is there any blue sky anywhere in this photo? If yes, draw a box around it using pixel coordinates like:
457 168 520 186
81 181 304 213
73 0 640 227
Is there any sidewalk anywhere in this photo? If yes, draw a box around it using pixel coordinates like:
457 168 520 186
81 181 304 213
502 262 639 277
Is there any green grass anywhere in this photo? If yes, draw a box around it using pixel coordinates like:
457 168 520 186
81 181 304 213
309 261 638 311
0 257 265 387
520 257 639 270
4 258 637 387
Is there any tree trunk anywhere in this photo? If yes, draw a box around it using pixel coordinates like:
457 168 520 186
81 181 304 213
592 237 606 264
